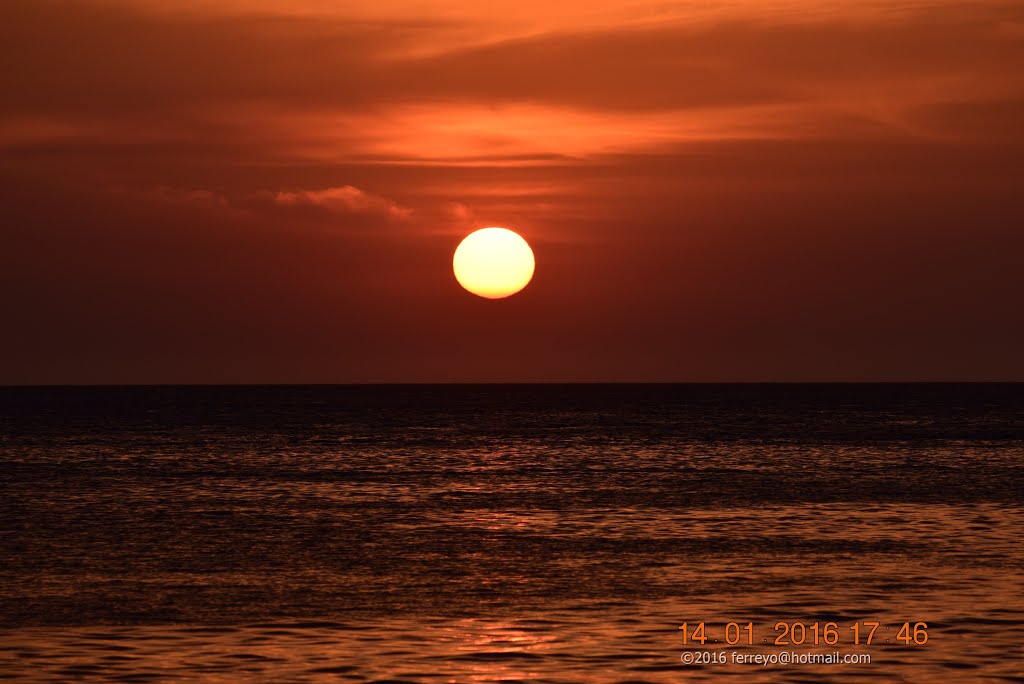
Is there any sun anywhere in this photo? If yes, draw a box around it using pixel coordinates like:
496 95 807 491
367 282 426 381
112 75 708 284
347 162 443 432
453 227 535 299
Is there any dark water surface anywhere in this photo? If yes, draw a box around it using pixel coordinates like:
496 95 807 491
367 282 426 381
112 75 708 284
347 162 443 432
1 384 1022 682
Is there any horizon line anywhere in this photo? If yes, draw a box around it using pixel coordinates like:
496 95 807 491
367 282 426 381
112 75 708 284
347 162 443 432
2 380 1023 389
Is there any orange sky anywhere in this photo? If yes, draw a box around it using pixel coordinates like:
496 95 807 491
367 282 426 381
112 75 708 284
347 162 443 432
1 0 1022 382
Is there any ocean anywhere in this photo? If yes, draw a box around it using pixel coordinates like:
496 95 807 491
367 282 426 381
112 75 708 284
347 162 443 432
1 384 1022 682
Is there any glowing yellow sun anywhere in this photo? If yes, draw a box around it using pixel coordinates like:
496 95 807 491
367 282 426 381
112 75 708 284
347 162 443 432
453 227 535 299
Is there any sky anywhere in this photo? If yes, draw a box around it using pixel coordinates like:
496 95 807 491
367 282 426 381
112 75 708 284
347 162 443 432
1 0 1022 383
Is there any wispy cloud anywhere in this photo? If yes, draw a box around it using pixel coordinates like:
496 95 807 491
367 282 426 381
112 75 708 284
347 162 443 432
269 185 412 220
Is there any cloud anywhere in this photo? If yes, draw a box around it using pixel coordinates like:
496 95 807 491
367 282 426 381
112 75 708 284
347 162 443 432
2 0 1021 199
107 183 414 225
269 185 412 221
4 1 1022 122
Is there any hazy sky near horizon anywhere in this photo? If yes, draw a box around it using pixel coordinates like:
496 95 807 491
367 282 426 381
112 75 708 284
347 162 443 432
1 0 1022 382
